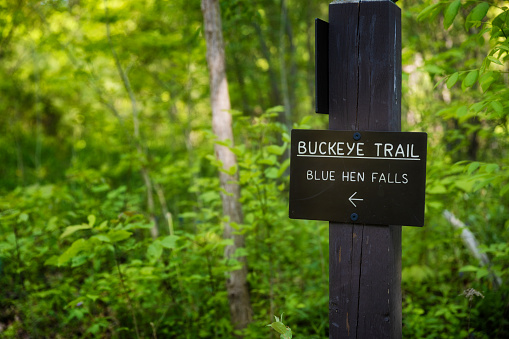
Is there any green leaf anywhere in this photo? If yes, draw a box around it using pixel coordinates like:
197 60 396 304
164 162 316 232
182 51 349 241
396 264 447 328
462 70 478 89
493 11 509 29
107 230 132 242
446 72 459 88
417 3 442 21
427 185 447 194
233 247 248 258
470 102 486 113
58 239 90 266
459 265 478 273
479 71 499 92
444 0 461 29
17 213 29 223
487 56 503 66
465 3 490 30
266 144 286 156
424 64 444 74
500 183 509 197
476 267 489 279
485 163 499 173
160 235 179 249
44 255 60 266
93 234 111 242
60 224 93 239
456 106 468 118
467 162 480 175
221 165 237 176
147 241 163 262
264 167 279 179
491 101 503 114
268 322 287 334
87 215 96 227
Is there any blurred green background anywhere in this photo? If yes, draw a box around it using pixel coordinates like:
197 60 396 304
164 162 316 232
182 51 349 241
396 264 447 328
0 0 508 337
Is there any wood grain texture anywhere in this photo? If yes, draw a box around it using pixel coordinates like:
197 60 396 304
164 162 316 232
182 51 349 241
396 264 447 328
328 1 402 338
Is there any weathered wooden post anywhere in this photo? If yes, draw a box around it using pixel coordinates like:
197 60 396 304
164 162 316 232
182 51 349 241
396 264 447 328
290 1 427 338
328 1 402 338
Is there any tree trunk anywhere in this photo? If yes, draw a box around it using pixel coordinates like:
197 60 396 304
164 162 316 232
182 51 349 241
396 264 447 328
201 0 253 333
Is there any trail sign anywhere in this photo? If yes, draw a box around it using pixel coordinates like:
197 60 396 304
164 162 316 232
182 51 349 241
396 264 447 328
289 129 427 226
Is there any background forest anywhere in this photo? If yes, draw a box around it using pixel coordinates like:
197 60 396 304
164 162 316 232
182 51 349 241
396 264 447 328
1 0 508 338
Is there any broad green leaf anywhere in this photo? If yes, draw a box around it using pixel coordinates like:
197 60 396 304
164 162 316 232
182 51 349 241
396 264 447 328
455 179 474 192
87 215 96 227
444 0 461 29
456 106 468 118
18 213 29 223
264 167 279 179
258 155 277 166
44 255 59 266
465 3 490 30
424 64 444 74
93 234 111 242
493 11 509 29
427 185 447 194
58 239 90 266
60 224 92 239
479 71 499 92
485 163 499 173
417 3 442 21
491 101 503 114
266 105 285 113
147 241 163 262
71 255 88 267
266 144 286 156
107 230 132 243
268 321 287 334
487 56 503 66
470 101 486 113
446 72 459 88
467 162 480 175
160 235 179 249
462 70 478 89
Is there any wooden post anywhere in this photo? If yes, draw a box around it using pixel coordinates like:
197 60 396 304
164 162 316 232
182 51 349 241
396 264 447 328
327 1 402 338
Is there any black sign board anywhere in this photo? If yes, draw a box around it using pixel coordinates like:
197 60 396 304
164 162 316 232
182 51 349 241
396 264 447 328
289 129 427 226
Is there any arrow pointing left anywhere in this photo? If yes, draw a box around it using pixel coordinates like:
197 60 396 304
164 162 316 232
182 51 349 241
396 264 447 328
349 192 364 207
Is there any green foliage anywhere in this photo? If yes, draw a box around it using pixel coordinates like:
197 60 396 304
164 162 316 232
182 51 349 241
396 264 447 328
267 314 292 339
0 0 508 337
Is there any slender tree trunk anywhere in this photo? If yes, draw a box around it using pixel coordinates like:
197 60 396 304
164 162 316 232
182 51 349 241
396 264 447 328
201 0 253 333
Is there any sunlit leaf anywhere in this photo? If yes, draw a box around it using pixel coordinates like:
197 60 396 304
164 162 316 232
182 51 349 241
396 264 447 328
465 3 490 30
446 72 459 88
60 224 93 239
462 70 478 90
107 230 132 243
444 0 461 29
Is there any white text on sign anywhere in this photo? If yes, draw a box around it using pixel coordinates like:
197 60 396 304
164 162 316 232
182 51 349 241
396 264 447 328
297 141 420 160
306 170 408 184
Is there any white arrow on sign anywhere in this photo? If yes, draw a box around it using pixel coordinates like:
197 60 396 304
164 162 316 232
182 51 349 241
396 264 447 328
349 192 364 207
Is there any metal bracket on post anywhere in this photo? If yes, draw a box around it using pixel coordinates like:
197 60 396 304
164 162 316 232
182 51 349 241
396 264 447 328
315 18 329 114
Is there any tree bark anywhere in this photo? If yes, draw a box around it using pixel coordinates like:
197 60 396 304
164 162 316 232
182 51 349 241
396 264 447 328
201 0 253 333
